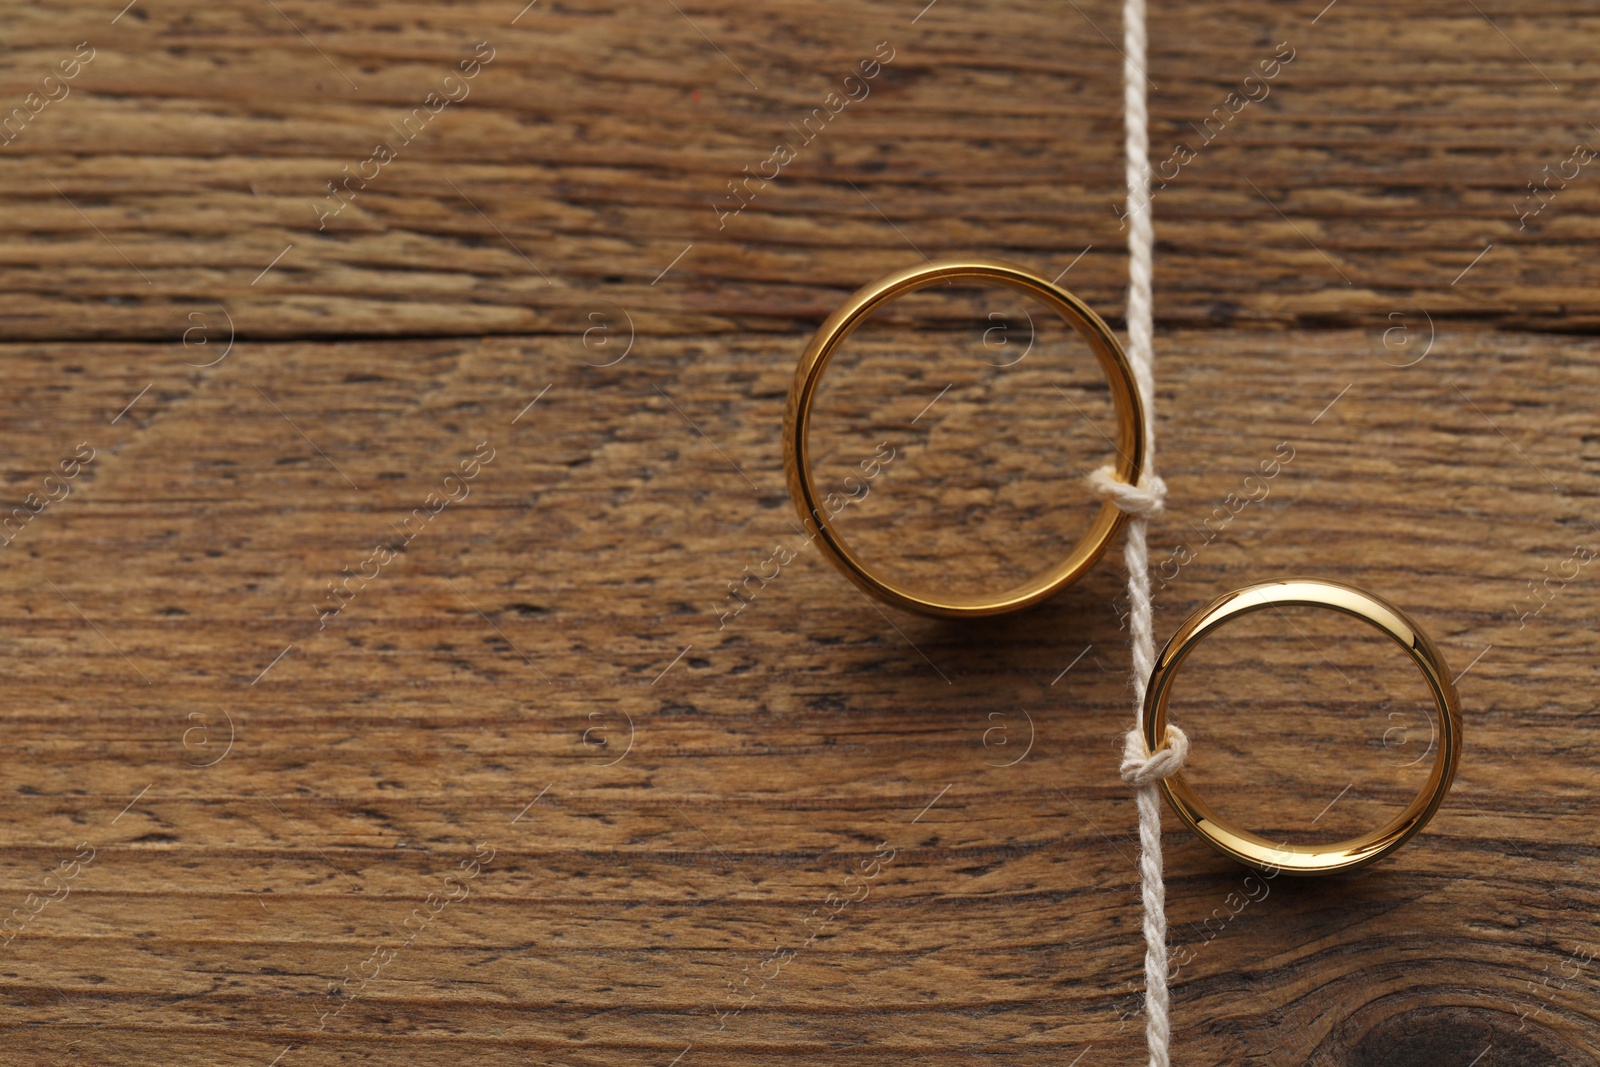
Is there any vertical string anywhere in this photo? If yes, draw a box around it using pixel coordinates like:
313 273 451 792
1118 1 1179 1064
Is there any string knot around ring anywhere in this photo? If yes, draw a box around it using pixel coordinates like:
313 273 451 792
1120 723 1189 787
1088 464 1167 519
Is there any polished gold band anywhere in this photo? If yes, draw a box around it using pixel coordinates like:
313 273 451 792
782 258 1146 617
1144 578 1463 875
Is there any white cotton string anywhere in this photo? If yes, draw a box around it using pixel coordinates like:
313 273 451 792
1087 464 1166 520
1100 0 1188 1064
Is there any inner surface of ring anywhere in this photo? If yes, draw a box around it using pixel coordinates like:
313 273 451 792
802 273 1131 611
1157 599 1447 859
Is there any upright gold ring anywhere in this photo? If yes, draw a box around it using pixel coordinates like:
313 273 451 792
1144 578 1463 875
782 258 1146 617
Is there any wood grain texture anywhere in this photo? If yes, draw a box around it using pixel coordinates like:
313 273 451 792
0 0 1597 1065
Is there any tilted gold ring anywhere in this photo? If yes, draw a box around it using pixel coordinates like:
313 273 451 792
782 257 1146 617
1144 578 1463 875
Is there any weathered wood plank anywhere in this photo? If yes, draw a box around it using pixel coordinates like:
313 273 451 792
1 1 1599 340
0 325 1595 1064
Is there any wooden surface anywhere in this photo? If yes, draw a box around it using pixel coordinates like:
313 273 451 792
1 1 1598 1064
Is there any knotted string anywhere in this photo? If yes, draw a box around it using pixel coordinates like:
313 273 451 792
1086 1 1190 1063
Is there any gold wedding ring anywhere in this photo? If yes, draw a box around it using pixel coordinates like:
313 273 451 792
783 258 1146 617
1144 579 1463 875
